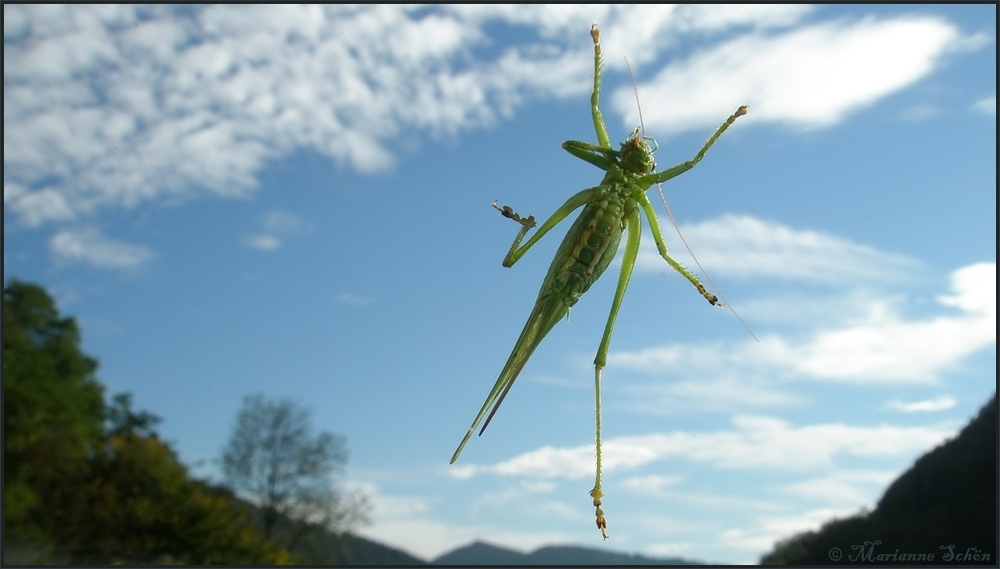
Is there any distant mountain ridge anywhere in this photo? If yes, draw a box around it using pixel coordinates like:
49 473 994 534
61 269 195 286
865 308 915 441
431 540 704 565
275 395 996 565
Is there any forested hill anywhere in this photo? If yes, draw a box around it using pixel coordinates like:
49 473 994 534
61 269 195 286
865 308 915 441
762 395 997 564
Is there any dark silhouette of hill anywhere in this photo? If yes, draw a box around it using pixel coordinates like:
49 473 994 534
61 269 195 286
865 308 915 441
432 540 703 565
762 394 996 564
334 534 428 565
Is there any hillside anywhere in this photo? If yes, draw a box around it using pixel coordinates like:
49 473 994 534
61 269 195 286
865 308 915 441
761 394 996 564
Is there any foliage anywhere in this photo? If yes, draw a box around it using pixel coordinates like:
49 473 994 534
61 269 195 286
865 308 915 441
64 431 288 563
105 391 162 438
3 279 288 564
3 279 106 552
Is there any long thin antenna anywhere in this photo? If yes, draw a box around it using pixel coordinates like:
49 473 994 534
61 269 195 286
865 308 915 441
624 57 647 140
658 193 758 342
625 57 758 343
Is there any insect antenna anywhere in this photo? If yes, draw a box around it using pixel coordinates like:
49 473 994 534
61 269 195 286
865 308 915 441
624 57 758 342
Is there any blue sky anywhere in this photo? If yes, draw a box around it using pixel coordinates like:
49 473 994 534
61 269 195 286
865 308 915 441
3 5 995 564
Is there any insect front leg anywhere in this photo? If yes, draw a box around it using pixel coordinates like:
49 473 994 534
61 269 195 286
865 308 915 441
589 206 643 540
562 140 617 171
492 201 537 267
496 186 608 268
589 24 612 150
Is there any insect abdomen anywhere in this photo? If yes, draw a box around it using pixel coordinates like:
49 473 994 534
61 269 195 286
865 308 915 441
541 192 626 308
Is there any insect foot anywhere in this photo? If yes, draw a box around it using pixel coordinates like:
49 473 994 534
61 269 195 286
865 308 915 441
491 200 536 229
590 487 609 539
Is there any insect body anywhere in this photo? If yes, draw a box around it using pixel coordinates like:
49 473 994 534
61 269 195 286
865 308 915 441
450 24 746 539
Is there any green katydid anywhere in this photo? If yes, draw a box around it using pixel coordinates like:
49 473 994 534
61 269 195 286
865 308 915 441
450 24 747 539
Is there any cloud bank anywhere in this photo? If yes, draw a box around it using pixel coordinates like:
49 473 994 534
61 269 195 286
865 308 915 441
5 6 972 228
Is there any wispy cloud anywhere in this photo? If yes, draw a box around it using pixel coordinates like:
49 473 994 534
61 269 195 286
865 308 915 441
4 6 976 228
244 209 309 251
618 374 803 414
883 395 957 413
3 185 76 226
973 94 996 115
618 16 961 134
450 416 953 480
721 507 862 555
245 234 281 252
636 214 921 283
626 483 787 513
782 470 898 504
614 261 995 384
760 262 996 382
49 227 154 268
621 474 684 495
4 5 591 226
353 479 574 561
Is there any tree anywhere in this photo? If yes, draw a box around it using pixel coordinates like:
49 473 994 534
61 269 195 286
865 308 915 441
72 430 289 564
3 280 289 564
105 392 162 438
221 394 369 549
3 280 106 554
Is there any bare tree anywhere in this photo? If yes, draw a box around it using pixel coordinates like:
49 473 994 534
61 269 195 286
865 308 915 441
221 394 368 544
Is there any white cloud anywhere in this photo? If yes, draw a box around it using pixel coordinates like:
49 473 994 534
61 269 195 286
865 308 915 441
645 541 695 558
366 489 430 519
764 263 995 382
883 395 957 413
938 262 996 314
619 374 802 414
621 474 683 495
618 16 962 135
973 94 996 115
782 470 897 504
245 234 281 251
49 227 154 268
451 416 953 480
4 6 973 228
3 184 76 226
471 486 585 523
4 5 589 226
614 262 995 384
261 210 306 233
353 479 574 561
638 486 787 513
635 214 921 283
243 209 309 251
723 506 861 555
